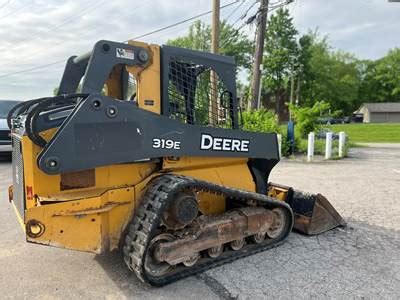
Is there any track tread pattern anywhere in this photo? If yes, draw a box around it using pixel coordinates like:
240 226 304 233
123 174 294 286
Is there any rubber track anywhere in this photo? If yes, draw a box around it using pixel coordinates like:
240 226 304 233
123 174 294 286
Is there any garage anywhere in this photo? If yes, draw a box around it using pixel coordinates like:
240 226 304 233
355 103 400 123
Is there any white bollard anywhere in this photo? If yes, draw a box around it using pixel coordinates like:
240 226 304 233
338 131 346 158
277 134 282 159
307 132 315 162
325 132 333 159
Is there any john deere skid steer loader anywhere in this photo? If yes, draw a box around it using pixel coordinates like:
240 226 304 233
8 40 345 286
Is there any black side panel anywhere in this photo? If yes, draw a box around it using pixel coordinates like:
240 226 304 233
37 95 279 175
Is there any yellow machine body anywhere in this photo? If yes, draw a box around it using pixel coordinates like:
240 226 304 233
16 129 255 252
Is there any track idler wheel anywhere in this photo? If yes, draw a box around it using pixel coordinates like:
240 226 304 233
266 208 286 239
144 234 175 277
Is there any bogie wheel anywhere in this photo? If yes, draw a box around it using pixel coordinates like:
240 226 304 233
183 253 200 267
230 238 245 251
207 245 224 258
251 232 266 244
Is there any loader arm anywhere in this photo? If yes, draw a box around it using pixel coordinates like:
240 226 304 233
36 94 279 175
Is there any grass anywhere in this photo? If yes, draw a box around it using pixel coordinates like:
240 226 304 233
297 139 348 158
330 123 400 143
279 122 399 157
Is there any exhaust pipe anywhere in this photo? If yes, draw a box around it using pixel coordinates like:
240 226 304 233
268 183 346 235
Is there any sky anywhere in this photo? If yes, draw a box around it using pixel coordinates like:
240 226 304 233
0 0 399 100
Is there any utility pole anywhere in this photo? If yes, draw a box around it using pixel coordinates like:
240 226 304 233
289 66 295 120
295 70 301 106
250 0 269 110
209 0 220 125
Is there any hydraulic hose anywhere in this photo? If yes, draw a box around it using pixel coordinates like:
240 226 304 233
25 93 88 147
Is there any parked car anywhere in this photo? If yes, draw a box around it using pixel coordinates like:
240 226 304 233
0 100 22 153
316 128 340 140
317 117 346 125
343 116 351 123
352 113 363 123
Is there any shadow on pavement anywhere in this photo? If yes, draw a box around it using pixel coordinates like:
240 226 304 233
94 219 400 299
94 249 216 298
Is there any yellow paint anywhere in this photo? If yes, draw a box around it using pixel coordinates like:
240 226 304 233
165 157 256 192
21 154 256 253
105 64 124 99
267 185 289 202
127 41 161 115
198 192 225 215
25 187 136 253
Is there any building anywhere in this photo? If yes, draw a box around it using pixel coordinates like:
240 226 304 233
355 102 400 123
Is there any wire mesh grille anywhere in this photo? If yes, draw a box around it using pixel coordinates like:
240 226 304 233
12 135 25 216
168 57 233 128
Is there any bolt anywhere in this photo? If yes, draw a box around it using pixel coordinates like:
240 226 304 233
138 49 149 63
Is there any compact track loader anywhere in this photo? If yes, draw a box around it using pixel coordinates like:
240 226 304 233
8 40 345 286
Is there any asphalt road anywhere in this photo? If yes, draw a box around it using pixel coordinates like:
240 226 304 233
1 145 399 299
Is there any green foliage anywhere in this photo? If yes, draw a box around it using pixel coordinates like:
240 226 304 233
241 109 280 133
241 109 297 156
358 48 400 103
167 20 253 70
262 8 298 103
290 101 330 138
299 33 361 115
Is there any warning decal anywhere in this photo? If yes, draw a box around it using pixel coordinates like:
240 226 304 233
116 48 135 60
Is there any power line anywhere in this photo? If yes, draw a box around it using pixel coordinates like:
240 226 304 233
224 0 245 22
0 0 11 10
220 0 259 48
1 0 153 69
2 0 110 52
235 0 258 24
125 1 237 41
0 0 33 19
0 1 238 79
256 0 294 22
0 59 65 80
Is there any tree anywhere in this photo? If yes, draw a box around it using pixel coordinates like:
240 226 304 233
298 32 361 115
167 20 253 70
262 8 298 119
295 34 314 105
359 48 400 103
